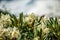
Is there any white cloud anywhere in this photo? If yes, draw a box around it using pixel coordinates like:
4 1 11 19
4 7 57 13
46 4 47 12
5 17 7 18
0 0 60 16
27 1 60 16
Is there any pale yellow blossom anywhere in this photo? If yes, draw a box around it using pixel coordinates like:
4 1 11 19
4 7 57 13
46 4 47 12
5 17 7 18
11 27 20 39
34 36 40 40
0 13 12 27
43 28 49 34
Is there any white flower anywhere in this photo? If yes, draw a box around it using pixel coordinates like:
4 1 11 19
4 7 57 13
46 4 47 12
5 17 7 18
0 26 3 36
0 28 7 36
28 13 37 20
58 18 60 24
24 13 37 24
1 13 11 21
11 27 20 39
43 28 49 34
0 13 12 27
25 17 33 24
34 36 40 40
40 16 48 23
37 22 46 31
0 26 20 39
58 19 60 21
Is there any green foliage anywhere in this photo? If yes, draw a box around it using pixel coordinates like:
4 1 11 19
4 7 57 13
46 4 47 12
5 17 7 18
0 10 60 40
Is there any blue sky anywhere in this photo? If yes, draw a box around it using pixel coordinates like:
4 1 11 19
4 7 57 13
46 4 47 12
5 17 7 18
0 0 60 16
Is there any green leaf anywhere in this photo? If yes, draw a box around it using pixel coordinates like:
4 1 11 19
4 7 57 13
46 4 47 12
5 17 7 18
12 14 18 27
19 12 23 26
38 29 42 40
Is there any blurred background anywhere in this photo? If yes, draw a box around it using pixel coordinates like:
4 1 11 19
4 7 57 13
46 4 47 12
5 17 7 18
0 0 60 16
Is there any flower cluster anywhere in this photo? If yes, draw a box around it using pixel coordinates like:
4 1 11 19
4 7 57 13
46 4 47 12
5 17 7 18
0 13 12 27
0 27 20 40
0 13 20 40
0 10 60 40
